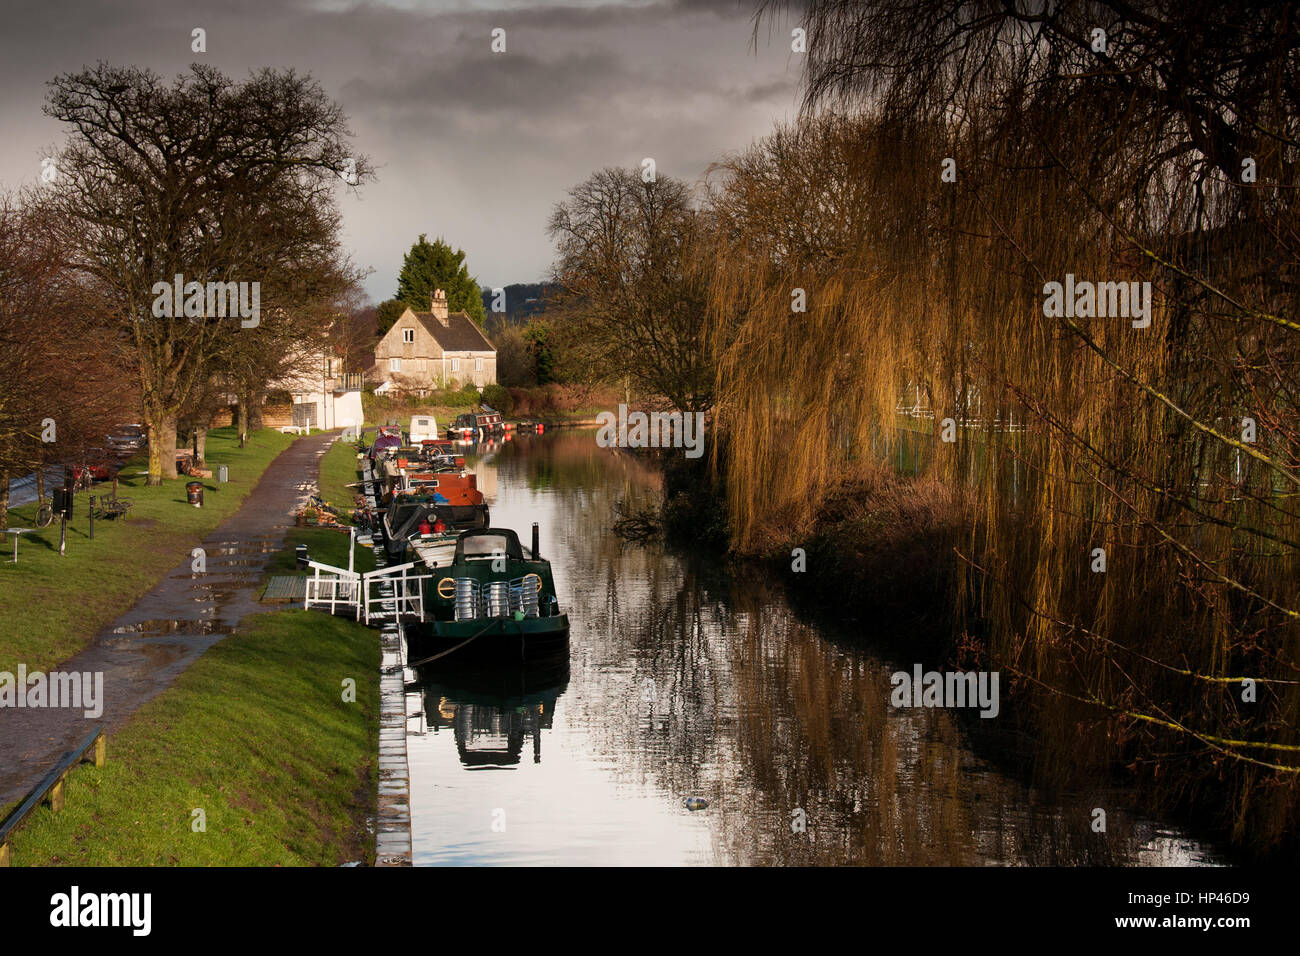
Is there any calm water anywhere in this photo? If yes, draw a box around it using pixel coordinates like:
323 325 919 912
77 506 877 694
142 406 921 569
404 430 1220 866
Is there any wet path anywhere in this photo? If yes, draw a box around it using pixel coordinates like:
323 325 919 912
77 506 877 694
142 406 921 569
0 431 336 806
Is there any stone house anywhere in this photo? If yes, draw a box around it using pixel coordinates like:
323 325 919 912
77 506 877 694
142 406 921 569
372 289 496 393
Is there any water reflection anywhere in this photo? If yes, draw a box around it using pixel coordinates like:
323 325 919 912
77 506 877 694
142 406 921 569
404 429 1220 866
410 656 569 770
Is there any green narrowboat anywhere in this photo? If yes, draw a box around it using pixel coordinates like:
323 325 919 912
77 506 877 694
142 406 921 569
406 525 569 662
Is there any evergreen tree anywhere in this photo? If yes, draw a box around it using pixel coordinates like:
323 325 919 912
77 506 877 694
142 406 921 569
395 234 487 326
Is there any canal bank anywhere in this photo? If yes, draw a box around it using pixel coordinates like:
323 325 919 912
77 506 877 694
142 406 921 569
1 609 379 866
0 426 299 676
0 430 338 807
375 620 413 866
2 433 382 864
361 448 413 867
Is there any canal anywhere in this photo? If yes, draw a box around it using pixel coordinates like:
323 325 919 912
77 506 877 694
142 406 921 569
404 429 1221 865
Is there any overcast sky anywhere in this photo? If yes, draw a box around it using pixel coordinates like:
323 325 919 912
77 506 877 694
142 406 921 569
0 0 804 302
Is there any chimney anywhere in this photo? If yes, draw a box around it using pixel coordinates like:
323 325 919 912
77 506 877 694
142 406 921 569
431 288 449 325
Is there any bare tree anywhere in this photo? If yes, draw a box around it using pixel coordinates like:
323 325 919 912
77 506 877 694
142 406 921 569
0 195 131 526
43 63 370 482
548 167 713 412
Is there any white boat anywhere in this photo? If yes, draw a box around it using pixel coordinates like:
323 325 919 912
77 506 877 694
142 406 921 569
409 415 439 444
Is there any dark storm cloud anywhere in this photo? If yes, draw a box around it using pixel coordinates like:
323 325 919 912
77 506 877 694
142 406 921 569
342 49 632 117
0 0 802 295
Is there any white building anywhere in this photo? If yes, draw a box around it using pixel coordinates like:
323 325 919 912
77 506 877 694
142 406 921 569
273 351 365 431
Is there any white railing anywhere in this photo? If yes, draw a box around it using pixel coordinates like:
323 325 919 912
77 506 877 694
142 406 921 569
304 561 363 620
302 552 437 627
362 562 435 625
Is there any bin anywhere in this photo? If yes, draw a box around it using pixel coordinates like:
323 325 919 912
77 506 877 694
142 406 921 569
216 465 228 483
53 487 75 519
186 481 204 507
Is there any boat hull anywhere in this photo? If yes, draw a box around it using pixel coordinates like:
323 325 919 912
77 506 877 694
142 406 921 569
406 614 570 663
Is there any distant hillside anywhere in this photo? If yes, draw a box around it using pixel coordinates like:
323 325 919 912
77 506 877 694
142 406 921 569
481 283 554 333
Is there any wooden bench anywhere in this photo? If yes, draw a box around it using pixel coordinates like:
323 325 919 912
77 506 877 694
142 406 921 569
93 492 133 519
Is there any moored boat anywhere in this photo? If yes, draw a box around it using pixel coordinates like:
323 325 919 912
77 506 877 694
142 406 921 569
405 525 569 662
376 441 490 559
380 488 489 561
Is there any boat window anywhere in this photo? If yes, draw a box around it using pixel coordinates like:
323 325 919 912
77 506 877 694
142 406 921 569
461 534 510 559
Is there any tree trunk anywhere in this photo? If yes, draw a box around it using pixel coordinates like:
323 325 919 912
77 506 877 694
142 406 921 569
249 393 265 431
194 425 207 464
146 415 179 485
0 475 8 531
147 419 166 486
160 414 178 480
36 468 44 501
237 401 249 448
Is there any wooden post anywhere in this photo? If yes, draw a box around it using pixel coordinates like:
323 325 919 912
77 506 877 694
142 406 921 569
85 732 106 768
0 842 10 866
47 775 65 812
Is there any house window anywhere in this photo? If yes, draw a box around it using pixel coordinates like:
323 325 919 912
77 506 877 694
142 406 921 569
402 328 414 344
475 357 483 371
390 358 402 372
449 358 460 372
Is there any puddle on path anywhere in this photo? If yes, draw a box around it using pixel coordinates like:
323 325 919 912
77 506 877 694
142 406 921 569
0 431 337 806
110 619 223 636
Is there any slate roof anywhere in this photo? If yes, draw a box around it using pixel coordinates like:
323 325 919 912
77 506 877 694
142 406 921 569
409 309 495 352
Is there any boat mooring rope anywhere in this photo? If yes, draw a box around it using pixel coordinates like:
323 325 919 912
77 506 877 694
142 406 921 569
389 618 509 672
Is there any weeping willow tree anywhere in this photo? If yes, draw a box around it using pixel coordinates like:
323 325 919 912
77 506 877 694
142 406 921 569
704 1 1300 853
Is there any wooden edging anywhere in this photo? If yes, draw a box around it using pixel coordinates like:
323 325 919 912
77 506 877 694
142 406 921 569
0 725 106 866
361 458 412 866
376 620 413 866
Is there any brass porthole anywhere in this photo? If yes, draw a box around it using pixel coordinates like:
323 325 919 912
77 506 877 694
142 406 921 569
436 577 456 598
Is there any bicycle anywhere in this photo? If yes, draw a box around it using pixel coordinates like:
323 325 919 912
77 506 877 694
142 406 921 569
34 494 54 528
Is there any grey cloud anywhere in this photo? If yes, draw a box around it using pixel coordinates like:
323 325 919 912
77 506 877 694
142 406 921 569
0 0 799 295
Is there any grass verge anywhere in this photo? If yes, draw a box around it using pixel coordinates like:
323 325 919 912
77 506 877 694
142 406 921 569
0 426 296 675
316 436 366 512
4 608 380 866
